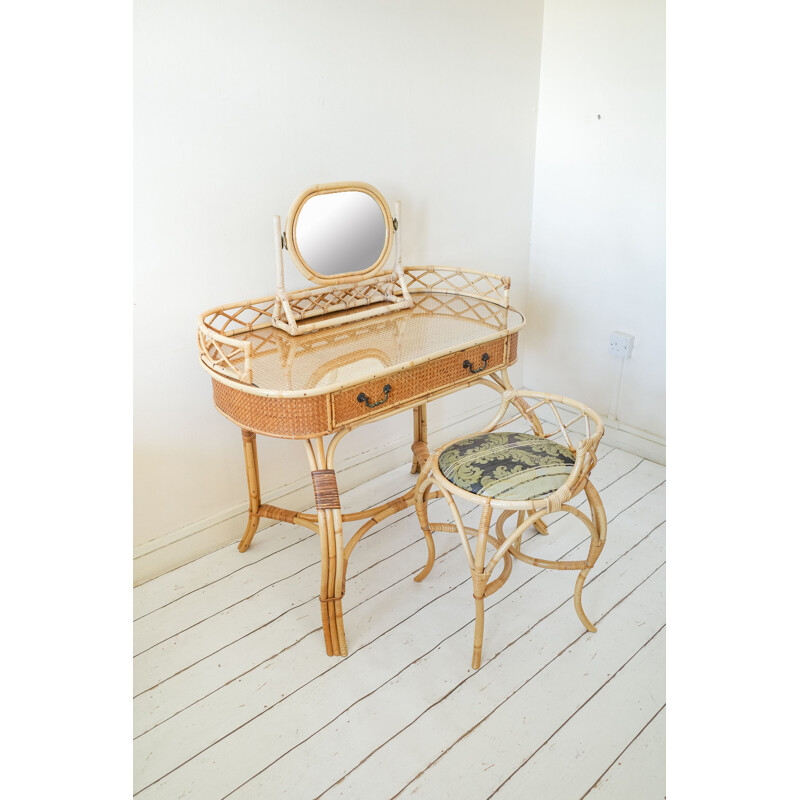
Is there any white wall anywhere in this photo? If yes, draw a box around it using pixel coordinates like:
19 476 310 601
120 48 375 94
526 0 665 441
134 1 544 577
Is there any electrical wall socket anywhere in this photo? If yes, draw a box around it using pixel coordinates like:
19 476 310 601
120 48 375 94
609 331 635 358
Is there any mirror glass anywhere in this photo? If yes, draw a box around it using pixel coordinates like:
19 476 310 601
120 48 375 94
295 190 388 276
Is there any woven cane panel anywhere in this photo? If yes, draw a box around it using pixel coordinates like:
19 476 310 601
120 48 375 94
212 379 331 439
214 293 523 394
333 338 507 426
508 332 519 365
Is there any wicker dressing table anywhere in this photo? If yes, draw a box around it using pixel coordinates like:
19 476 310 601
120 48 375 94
197 184 526 657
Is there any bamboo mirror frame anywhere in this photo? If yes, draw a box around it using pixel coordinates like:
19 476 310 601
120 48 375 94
284 182 395 286
272 181 413 336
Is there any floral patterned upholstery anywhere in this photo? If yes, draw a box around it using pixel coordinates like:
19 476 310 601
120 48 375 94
438 431 576 501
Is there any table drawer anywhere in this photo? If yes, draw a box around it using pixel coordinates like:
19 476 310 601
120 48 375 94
332 337 507 426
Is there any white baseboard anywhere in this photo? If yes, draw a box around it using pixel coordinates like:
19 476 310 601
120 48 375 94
601 417 666 465
133 398 499 586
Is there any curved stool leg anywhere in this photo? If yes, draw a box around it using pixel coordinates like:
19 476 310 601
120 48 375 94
513 510 548 538
574 480 608 633
574 569 596 633
414 477 436 582
472 594 486 669
471 502 493 669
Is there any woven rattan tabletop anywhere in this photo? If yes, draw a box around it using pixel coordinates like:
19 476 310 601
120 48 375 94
208 292 524 397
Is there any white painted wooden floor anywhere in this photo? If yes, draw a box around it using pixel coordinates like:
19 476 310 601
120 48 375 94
133 432 666 799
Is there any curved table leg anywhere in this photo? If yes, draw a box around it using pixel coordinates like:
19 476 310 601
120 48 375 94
238 429 261 553
234 428 347 656
232 407 447 658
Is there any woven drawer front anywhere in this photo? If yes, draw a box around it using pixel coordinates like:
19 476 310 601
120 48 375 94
212 379 331 439
333 338 507 426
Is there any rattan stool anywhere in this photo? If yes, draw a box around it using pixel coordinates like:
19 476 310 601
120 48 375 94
412 389 607 669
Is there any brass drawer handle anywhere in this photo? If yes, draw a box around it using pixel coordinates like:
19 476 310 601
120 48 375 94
463 353 490 374
357 384 392 408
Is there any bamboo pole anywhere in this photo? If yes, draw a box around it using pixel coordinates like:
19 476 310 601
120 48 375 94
238 429 261 552
316 432 348 657
471 501 493 669
274 215 285 294
310 437 340 656
410 403 428 473
413 477 437 582
304 439 335 656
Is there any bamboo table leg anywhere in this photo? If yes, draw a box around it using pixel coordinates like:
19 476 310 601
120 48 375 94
305 437 348 657
234 428 348 657
238 429 261 553
236 426 425 658
410 403 428 474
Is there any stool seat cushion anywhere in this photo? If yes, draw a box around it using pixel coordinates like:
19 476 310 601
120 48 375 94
437 431 576 501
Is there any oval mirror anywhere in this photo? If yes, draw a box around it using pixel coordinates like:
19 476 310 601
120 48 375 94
285 183 394 285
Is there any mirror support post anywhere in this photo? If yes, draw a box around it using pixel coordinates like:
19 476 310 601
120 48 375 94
391 200 413 306
272 214 299 334
274 214 286 294
394 200 402 273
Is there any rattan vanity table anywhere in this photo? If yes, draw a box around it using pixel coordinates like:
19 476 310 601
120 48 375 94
197 183 526 657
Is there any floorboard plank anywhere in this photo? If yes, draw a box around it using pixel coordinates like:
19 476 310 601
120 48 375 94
132 497 437 697
492 631 666 799
317 519 666 800
133 462 424 620
133 448 630 721
583 706 666 799
392 570 665 800
133 429 610 621
133 447 634 684
134 464 663 798
133 462 420 620
132 417 570 617
236 524 666 799
133 497 457 735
